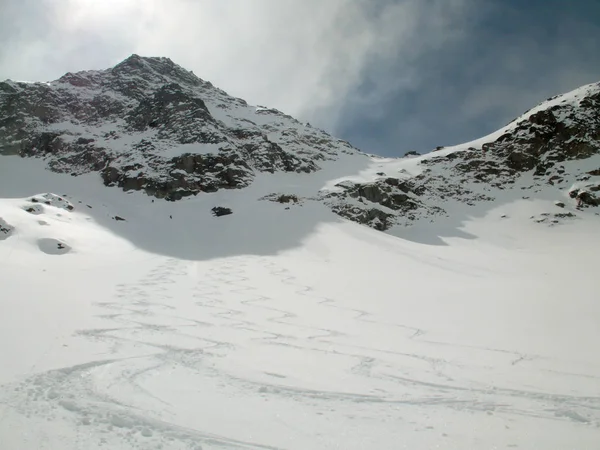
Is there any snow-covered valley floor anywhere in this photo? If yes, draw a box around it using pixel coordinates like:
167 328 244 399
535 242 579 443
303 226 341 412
1 156 599 449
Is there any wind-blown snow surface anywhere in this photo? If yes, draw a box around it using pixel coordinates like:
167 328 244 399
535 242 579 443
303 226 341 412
1 154 599 450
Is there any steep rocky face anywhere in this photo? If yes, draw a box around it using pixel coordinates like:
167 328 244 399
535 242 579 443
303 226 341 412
324 82 600 230
438 91 600 180
326 178 423 231
0 55 357 200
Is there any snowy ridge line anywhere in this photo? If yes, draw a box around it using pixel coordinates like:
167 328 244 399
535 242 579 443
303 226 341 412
436 80 600 155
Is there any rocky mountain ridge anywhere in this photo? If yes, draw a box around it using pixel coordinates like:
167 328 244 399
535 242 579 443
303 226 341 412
323 81 600 230
1 55 599 232
0 55 358 201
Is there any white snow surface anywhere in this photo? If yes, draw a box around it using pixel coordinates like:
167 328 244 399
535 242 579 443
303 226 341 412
1 152 599 450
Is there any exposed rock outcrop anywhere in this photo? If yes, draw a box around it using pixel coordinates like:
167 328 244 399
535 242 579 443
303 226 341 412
324 81 600 230
0 218 14 240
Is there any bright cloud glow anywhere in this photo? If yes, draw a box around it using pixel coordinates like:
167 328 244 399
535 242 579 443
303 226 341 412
0 0 470 131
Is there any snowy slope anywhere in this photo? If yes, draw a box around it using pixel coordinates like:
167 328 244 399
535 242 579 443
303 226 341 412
1 59 600 449
1 152 600 449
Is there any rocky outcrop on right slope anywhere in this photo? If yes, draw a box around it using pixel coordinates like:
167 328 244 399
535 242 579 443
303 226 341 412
324 81 600 231
439 85 600 182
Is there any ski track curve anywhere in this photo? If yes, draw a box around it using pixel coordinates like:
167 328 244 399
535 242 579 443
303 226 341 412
0 255 599 449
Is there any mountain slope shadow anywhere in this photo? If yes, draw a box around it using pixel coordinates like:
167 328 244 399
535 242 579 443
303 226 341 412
0 155 360 260
393 220 478 246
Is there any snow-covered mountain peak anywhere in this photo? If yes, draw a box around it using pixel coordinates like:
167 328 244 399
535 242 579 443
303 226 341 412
56 54 209 93
1 55 360 200
112 54 178 75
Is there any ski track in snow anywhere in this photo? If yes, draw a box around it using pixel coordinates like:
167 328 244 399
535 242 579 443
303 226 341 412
1 253 599 449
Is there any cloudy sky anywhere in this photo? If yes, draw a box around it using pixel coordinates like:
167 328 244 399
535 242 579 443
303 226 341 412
1 0 599 156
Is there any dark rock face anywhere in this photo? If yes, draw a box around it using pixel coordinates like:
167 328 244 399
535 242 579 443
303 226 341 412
418 85 600 199
334 205 394 231
259 193 302 205
0 55 359 200
344 179 416 211
324 179 425 231
324 169 488 231
480 104 600 176
100 151 254 201
125 82 215 133
273 194 299 204
416 87 600 192
570 188 600 207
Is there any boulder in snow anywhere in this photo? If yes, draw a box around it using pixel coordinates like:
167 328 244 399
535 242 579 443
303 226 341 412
0 218 14 240
569 188 600 207
37 238 72 255
211 206 233 217
23 204 45 215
